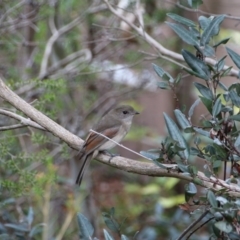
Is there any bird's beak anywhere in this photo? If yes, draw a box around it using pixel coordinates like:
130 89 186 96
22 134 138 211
135 111 140 115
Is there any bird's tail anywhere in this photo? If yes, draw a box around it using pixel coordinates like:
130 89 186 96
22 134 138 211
75 152 93 185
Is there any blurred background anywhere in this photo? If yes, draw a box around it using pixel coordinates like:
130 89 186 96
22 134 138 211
0 0 239 239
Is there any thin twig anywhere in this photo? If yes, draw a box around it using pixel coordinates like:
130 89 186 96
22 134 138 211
186 217 214 239
176 210 209 240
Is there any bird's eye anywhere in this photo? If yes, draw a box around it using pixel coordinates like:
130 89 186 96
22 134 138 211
123 110 128 114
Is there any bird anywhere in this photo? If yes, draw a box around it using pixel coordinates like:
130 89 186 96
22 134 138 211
75 105 139 185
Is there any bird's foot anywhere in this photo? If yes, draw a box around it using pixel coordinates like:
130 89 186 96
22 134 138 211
100 150 120 163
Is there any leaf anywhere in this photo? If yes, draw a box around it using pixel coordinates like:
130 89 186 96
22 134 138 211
27 207 34 226
166 22 198 46
203 45 215 57
194 82 213 100
229 114 240 121
213 160 222 169
157 81 169 89
152 64 173 82
193 127 210 138
167 13 196 27
207 190 218 208
200 15 225 46
198 16 211 31
215 221 233 233
221 66 232 77
213 37 230 48
103 229 114 240
182 49 210 80
29 223 45 237
199 96 212 113
234 135 240 151
185 182 197 197
212 98 222 117
102 212 120 232
121 235 129 240
174 109 191 130
188 0 203 8
215 55 227 71
188 98 201 118
4 224 28 232
163 113 189 159
77 213 94 240
226 47 240 69
229 90 240 107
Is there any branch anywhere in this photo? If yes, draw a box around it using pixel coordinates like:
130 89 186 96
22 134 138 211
103 0 239 77
0 77 82 150
1 78 240 196
0 109 45 130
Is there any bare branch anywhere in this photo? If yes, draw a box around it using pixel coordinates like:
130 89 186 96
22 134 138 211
0 109 45 130
0 78 82 149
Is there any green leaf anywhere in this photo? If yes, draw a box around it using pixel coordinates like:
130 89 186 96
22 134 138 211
193 127 210 138
188 98 201 118
213 37 230 48
166 22 198 46
140 151 159 160
203 45 215 57
185 182 197 197
121 235 129 240
221 66 232 77
212 98 222 117
194 82 213 100
226 47 240 69
200 15 225 46
163 113 189 159
213 160 222 169
174 109 191 130
198 16 211 31
167 13 196 27
229 90 240 107
182 49 210 80
102 212 120 232
157 81 169 89
152 64 173 82
207 190 218 208
77 213 94 240
199 96 212 113
214 221 233 233
215 55 227 71
188 0 203 8
4 224 29 232
229 114 240 121
234 135 240 151
103 229 114 240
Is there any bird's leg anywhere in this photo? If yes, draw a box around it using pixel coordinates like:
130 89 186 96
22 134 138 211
100 150 120 163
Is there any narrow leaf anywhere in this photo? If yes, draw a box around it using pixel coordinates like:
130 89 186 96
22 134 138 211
152 64 173 82
229 114 240 121
213 37 230 48
103 229 114 240
102 213 120 232
200 15 225 45
193 127 210 138
182 49 210 80
234 135 240 151
163 113 189 159
229 90 240 107
174 109 191 129
212 98 222 117
198 16 211 31
188 98 201 118
77 213 94 240
194 82 213 100
167 13 196 27
199 96 212 113
226 47 240 69
166 22 198 46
